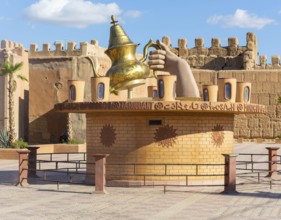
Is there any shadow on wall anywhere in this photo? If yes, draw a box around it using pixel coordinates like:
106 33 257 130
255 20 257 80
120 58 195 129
18 90 29 141
28 109 68 144
199 55 244 70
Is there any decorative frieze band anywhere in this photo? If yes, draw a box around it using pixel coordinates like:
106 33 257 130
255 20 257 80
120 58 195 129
55 101 267 114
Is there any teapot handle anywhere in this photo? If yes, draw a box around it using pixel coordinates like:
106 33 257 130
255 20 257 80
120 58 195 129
139 39 161 63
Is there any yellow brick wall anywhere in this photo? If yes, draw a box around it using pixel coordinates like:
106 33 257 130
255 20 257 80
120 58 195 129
86 112 234 183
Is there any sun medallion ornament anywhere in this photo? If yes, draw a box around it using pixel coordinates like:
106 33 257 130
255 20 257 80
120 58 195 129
100 124 116 147
211 124 224 147
154 124 177 148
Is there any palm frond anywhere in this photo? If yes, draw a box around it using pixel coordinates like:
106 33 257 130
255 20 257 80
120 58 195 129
17 74 28 82
110 87 119 96
14 62 23 70
0 61 23 76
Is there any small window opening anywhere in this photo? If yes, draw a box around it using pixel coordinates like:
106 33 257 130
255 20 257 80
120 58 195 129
158 79 164 98
152 90 158 98
70 85 76 101
98 83 105 100
225 83 231 100
173 81 177 98
244 86 250 102
203 88 209 101
149 120 163 126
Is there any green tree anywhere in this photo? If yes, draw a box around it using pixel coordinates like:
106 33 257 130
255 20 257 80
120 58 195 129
278 95 281 104
0 61 27 146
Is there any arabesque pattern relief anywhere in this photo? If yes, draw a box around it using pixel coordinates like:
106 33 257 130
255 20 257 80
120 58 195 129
154 124 177 148
100 124 116 147
211 124 225 147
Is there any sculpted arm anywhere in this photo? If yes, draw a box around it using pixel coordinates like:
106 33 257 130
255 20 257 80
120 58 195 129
148 41 200 98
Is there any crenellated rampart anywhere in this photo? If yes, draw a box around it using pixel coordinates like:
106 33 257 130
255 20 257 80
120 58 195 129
1 39 23 50
28 39 105 58
256 55 281 69
163 32 280 70
1 40 25 57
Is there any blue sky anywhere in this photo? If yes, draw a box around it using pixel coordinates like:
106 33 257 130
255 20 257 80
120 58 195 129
1 0 281 62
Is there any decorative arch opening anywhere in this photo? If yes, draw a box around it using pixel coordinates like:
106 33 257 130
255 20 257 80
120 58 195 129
224 83 231 100
244 86 250 102
158 79 164 99
69 85 76 101
173 81 177 99
203 88 209 101
152 90 158 98
98 83 105 100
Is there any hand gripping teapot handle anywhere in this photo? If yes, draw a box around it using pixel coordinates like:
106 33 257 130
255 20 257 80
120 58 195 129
139 39 161 63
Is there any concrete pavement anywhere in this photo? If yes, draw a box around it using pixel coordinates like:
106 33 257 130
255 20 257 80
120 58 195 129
1 142 281 220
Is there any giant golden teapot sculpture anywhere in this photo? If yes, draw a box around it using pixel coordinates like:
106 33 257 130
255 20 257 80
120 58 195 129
105 15 160 91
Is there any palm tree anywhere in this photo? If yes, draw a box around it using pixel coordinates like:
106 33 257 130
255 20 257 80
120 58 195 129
0 61 27 146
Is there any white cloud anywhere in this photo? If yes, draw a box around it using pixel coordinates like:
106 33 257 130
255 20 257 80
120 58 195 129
207 9 274 29
124 10 142 18
25 0 122 28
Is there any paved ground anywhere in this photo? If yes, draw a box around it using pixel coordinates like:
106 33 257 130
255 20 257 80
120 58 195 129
1 142 281 220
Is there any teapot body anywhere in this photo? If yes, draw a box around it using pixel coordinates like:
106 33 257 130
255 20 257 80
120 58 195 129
105 44 150 90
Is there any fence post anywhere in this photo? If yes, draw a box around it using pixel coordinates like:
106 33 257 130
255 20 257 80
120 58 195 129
223 153 238 194
27 146 40 178
17 149 30 186
266 147 280 178
93 154 109 194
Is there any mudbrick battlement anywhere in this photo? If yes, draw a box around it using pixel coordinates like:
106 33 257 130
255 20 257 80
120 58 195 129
163 32 280 70
1 40 25 57
28 39 106 58
27 32 281 70
1 40 23 50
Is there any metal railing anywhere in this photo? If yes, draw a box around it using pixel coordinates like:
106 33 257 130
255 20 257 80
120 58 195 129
25 152 93 188
106 163 226 192
37 152 87 162
16 150 240 193
236 153 281 189
21 152 228 191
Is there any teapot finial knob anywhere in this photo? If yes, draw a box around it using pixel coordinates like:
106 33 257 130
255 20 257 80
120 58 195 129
111 15 118 25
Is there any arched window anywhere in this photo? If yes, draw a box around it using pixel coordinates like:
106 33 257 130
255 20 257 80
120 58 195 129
158 79 164 98
152 90 158 98
98 83 105 100
173 81 177 99
203 88 209 101
244 86 250 102
225 83 231 100
69 85 76 101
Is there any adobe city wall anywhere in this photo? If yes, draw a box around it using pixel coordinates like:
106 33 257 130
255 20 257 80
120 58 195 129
27 32 281 143
192 69 281 139
28 40 122 143
0 40 29 140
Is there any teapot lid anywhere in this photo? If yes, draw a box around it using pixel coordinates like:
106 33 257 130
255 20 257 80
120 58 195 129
107 15 137 50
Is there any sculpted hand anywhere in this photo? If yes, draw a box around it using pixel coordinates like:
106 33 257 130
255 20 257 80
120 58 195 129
148 40 180 74
147 40 200 98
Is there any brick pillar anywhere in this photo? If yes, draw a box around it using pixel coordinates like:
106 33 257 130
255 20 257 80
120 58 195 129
223 154 238 194
266 147 280 178
17 149 30 186
93 154 109 194
27 146 40 178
